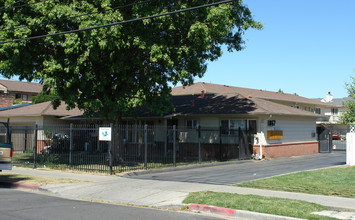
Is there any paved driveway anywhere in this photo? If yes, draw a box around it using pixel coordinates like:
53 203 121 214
127 152 346 185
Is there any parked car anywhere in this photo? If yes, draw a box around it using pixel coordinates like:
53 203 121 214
332 135 340 140
0 119 12 172
332 134 346 141
0 143 13 172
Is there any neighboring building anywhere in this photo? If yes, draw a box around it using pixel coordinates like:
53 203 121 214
316 92 353 129
0 80 43 103
0 95 13 108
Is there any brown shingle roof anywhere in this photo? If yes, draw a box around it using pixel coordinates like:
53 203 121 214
0 80 43 94
172 82 329 106
136 94 320 118
0 101 82 117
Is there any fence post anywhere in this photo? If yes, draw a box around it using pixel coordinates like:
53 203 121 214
24 127 27 151
33 124 38 169
69 123 73 169
109 123 113 175
198 126 201 163
219 126 222 161
144 124 148 169
328 131 333 153
173 125 176 167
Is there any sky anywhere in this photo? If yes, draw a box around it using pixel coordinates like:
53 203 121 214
1 0 354 99
200 0 355 99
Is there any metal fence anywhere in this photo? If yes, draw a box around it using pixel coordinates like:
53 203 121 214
330 128 348 151
318 127 348 152
5 124 253 174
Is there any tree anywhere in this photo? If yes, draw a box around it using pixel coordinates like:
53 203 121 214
31 90 59 104
0 0 262 121
340 77 355 125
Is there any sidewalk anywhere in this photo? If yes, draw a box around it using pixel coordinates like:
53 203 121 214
3 167 355 216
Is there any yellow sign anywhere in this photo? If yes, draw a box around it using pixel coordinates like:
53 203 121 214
267 130 283 140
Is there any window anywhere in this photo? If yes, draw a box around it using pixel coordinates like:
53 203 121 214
291 105 300 109
15 94 21 99
248 120 257 134
221 119 256 135
186 119 198 129
267 120 276 126
314 108 321 114
221 120 229 135
331 108 339 116
22 94 28 101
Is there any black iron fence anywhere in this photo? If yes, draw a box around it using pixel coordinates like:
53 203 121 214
4 124 254 174
330 128 348 151
318 127 348 152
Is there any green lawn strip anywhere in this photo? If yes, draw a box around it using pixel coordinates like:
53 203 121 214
236 166 355 198
0 173 86 186
183 191 336 220
13 153 222 174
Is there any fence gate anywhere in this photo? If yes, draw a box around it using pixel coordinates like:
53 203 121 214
330 128 347 151
318 129 332 153
239 129 253 159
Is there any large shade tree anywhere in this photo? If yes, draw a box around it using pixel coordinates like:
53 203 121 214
0 0 262 121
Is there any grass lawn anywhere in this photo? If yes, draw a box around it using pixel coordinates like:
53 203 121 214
236 166 355 198
183 191 336 220
12 152 221 174
0 173 86 186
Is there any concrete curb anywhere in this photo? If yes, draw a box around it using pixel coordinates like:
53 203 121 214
0 181 39 190
188 203 304 220
123 159 254 177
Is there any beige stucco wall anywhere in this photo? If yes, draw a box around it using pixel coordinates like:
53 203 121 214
258 115 317 145
0 84 7 93
119 115 317 146
0 116 42 126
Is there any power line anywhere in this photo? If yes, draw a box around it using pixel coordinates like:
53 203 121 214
0 0 50 13
0 0 235 45
0 0 154 32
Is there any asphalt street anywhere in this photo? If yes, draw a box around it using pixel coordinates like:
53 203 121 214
0 188 227 220
128 152 346 185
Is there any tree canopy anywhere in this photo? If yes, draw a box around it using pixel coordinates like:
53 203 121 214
0 0 262 121
340 77 355 125
31 90 59 104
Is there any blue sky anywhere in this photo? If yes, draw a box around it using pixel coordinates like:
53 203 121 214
200 0 355 99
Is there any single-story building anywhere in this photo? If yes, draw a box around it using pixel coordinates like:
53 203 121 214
0 101 82 152
0 82 330 158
